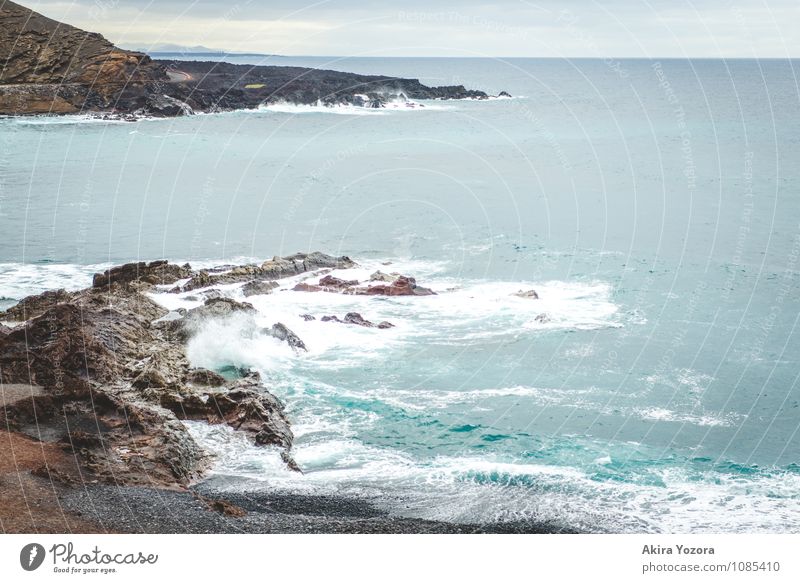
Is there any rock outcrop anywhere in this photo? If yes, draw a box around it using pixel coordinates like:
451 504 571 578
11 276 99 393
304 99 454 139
0 254 349 488
294 274 436 296
0 2 508 116
0 250 434 489
172 252 356 293
321 312 395 329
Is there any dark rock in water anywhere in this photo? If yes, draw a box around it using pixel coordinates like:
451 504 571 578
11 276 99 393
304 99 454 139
320 312 395 329
362 275 436 297
294 273 434 297
0 288 73 321
300 314 316 321
369 270 400 283
534 313 551 324
264 323 307 352
345 312 378 327
293 274 359 293
242 280 279 297
499 91 512 98
93 260 191 289
513 289 539 299
176 252 355 292
186 368 226 387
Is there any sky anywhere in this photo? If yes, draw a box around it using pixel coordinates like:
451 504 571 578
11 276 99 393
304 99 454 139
20 0 800 57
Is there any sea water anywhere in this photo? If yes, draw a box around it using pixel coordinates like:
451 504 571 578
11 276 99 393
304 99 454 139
1 58 799 532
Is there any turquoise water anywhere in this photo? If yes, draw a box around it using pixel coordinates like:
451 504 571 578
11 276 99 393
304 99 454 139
1 58 799 532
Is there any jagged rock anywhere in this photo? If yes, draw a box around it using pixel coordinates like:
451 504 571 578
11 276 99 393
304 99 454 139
0 2 502 117
300 314 316 321
161 297 257 342
293 275 359 293
200 289 223 301
241 280 279 297
294 273 435 296
513 289 539 299
362 276 436 297
132 368 168 389
369 270 401 283
93 260 191 289
321 312 394 329
0 288 73 321
158 376 294 452
499 91 512 98
264 323 307 353
176 252 355 292
187 368 226 387
534 313 551 324
0 259 301 487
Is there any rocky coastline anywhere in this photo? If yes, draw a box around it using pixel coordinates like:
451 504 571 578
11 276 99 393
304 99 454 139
0 1 509 118
0 252 564 533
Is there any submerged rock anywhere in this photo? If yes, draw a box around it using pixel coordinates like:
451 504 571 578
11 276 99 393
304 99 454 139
513 289 539 299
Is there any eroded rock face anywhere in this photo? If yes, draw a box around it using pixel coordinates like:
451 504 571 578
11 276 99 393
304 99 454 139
0 2 505 116
0 1 163 86
158 373 292 450
1 288 74 321
0 259 300 488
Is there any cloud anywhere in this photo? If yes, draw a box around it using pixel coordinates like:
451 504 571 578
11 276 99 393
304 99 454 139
21 0 800 57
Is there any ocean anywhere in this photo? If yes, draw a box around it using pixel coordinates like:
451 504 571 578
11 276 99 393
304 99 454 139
1 57 798 533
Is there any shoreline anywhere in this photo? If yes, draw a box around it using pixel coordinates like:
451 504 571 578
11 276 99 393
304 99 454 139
59 475 575 534
0 253 560 534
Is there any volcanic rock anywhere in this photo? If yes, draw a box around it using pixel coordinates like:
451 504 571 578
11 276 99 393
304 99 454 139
264 323 307 353
321 312 394 329
242 280 279 297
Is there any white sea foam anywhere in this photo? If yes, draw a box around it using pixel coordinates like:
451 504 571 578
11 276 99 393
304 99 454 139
149 255 622 376
0 262 109 302
186 421 800 533
255 99 451 115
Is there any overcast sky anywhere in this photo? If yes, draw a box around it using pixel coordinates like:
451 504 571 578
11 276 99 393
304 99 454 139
22 0 800 57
